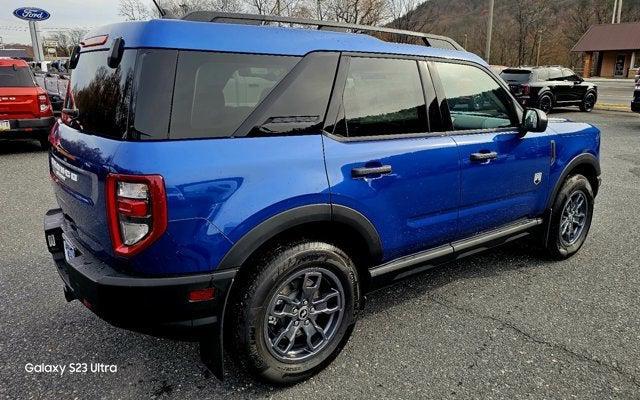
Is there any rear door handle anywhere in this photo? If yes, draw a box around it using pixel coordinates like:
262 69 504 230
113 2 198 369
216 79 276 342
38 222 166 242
470 151 498 162
351 165 392 178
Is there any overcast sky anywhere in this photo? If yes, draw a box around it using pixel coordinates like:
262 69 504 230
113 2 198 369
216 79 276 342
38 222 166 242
1 1 127 45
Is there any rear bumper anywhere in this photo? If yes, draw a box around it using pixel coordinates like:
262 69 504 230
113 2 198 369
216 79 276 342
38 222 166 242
0 116 55 138
44 208 236 378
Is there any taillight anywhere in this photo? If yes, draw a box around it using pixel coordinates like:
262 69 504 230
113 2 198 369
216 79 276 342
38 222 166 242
105 174 167 257
522 85 530 95
38 94 51 113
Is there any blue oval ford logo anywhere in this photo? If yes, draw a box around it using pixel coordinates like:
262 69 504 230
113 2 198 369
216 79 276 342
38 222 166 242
13 7 51 22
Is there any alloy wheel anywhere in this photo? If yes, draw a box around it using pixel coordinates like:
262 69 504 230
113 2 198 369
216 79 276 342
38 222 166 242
583 93 596 111
264 268 345 362
559 191 588 246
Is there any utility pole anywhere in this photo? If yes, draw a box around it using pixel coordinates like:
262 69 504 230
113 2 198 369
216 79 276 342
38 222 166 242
617 0 623 23
316 0 322 20
464 33 468 50
485 0 494 62
612 0 618 23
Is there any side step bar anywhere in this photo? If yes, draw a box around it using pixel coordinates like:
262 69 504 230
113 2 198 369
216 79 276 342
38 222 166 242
369 218 543 281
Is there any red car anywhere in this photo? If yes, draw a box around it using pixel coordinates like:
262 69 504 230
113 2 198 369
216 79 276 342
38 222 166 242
0 58 54 148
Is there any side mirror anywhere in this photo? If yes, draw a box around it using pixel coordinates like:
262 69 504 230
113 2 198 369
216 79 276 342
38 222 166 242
520 108 548 135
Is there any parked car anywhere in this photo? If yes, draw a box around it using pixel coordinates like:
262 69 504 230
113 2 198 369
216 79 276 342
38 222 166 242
500 66 598 113
44 13 601 384
632 79 640 113
33 73 68 115
0 58 54 148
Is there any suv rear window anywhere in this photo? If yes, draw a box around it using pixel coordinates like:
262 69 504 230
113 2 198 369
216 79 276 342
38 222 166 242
500 70 531 83
66 50 136 139
0 66 34 87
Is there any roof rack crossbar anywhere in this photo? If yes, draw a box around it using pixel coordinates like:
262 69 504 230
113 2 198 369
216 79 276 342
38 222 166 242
180 12 464 51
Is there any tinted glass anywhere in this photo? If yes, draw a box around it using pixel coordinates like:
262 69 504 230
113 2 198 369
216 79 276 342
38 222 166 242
534 69 549 81
0 66 34 87
435 62 516 131
500 70 532 83
170 52 299 139
66 50 136 139
548 68 563 80
131 49 178 140
337 57 427 137
244 52 339 136
562 69 580 81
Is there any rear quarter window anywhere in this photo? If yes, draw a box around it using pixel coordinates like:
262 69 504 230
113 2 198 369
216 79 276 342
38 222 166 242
169 52 299 139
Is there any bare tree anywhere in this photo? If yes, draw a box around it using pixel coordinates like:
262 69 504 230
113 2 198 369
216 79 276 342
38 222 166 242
46 28 89 56
118 0 152 20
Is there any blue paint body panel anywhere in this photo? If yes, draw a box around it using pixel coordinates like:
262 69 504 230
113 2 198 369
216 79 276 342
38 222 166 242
49 19 601 278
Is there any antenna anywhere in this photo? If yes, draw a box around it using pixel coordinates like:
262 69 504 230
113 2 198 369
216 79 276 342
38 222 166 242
151 0 167 18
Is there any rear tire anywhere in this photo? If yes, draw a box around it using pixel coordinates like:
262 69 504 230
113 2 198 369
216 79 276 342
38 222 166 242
579 91 596 112
232 240 361 384
544 174 594 259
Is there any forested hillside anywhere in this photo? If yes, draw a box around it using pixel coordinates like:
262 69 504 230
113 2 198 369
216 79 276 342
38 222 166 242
391 0 640 68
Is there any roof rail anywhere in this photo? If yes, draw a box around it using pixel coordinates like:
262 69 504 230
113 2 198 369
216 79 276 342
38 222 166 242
180 12 465 51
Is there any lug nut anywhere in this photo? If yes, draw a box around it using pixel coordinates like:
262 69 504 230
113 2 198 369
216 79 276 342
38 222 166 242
293 308 298 314
304 320 309 325
294 321 300 326
303 300 308 305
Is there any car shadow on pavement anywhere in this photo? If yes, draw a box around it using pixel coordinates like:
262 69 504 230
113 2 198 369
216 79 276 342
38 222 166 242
0 140 46 155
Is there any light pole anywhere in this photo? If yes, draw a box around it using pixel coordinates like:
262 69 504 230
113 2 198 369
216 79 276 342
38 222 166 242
612 0 618 23
485 0 495 62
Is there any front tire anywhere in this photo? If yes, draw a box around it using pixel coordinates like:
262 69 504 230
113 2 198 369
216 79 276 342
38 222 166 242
544 174 594 259
579 91 596 112
232 241 361 384
538 93 553 114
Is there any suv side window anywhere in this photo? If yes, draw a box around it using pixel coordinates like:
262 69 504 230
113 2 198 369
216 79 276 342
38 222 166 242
562 68 580 81
548 68 563 81
536 69 549 82
434 62 517 131
335 57 427 138
170 52 299 139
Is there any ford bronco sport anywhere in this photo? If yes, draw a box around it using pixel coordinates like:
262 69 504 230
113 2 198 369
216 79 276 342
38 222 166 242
44 12 601 384
0 58 54 148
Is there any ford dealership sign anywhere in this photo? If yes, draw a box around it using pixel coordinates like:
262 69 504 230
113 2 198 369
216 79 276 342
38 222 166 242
13 7 51 22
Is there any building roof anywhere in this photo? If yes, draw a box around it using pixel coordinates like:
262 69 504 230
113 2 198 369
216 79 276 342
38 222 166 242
572 22 640 52
0 49 31 60
82 19 486 65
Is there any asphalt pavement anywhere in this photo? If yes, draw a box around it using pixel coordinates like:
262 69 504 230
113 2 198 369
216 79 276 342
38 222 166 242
588 78 636 110
1 109 640 399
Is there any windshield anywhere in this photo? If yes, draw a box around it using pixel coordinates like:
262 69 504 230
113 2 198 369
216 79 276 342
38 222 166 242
500 70 532 83
0 66 34 87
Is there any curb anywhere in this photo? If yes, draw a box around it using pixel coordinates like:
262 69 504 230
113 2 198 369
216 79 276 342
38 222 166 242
594 103 631 112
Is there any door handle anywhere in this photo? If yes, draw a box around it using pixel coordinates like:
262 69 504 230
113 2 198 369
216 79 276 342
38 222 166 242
470 151 498 162
351 165 392 178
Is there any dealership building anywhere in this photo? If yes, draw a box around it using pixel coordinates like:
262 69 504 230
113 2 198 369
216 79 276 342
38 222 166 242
572 22 640 78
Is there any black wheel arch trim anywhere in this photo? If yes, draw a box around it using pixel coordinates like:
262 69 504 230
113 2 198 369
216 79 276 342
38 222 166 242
216 203 383 271
546 152 601 210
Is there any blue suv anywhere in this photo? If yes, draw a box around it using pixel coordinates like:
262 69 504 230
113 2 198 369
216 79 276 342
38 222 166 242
44 12 601 384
